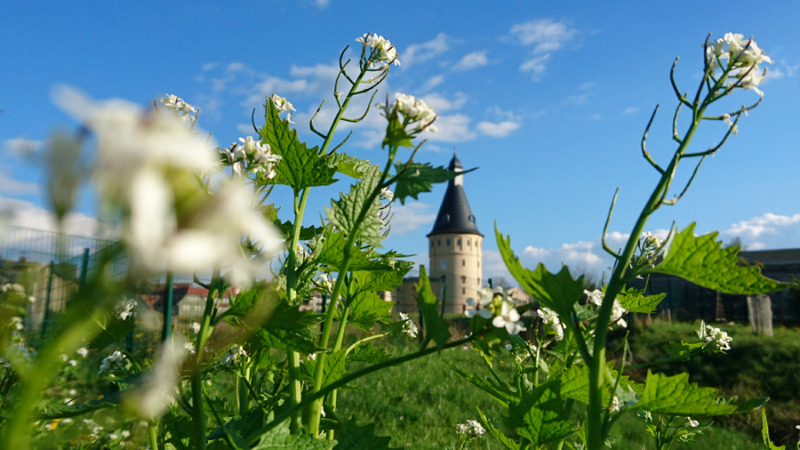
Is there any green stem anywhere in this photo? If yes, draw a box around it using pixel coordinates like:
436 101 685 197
190 271 220 450
585 99 712 449
149 422 159 450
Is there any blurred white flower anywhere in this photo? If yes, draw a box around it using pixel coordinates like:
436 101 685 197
377 93 438 134
697 321 732 351
124 336 187 420
270 94 295 123
356 32 400 68
399 312 419 338
584 289 627 328
537 307 564 341
492 299 525 335
456 419 485 437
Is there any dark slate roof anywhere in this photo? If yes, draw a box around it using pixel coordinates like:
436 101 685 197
427 154 482 237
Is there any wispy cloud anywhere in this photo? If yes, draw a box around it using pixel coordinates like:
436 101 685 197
477 120 520 138
454 51 488 71
510 19 578 81
403 33 449 67
390 202 436 234
0 197 115 239
2 138 42 157
624 106 639 115
722 212 800 249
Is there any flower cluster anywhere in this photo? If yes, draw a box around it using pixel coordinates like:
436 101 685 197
456 419 486 438
399 312 418 338
537 306 564 341
160 94 198 125
585 289 628 328
466 287 525 335
356 33 400 68
99 350 131 377
697 321 732 352
706 33 773 96
221 345 249 366
377 93 438 134
221 135 282 179
54 87 283 287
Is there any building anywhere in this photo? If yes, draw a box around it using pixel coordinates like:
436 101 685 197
394 153 483 314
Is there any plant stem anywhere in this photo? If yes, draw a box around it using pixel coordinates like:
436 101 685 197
585 99 710 449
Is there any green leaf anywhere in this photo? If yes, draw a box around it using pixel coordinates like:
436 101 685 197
446 358 516 407
495 225 585 319
392 162 476 205
477 407 520 450
415 265 451 348
762 409 786 450
260 99 337 192
252 302 323 354
347 342 390 364
88 316 135 351
631 370 737 416
334 419 393 449
325 165 384 248
617 287 665 313
508 380 576 445
252 420 336 449
316 228 399 272
647 223 790 295
344 290 394 332
350 265 411 295
382 110 414 149
328 152 373 180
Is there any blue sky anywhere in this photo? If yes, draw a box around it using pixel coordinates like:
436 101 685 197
2 1 799 283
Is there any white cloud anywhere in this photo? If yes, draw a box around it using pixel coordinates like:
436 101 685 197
0 197 115 240
427 114 476 142
423 92 468 112
511 19 577 81
0 171 39 196
624 106 639 115
563 93 590 106
482 250 513 284
403 33 449 67
3 138 41 157
477 120 521 138
390 203 436 234
723 213 800 246
454 51 488 71
422 74 446 91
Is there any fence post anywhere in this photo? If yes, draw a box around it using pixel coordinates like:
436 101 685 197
40 261 55 340
79 248 90 286
162 273 174 341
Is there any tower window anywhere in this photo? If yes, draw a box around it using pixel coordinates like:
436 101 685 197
478 261 480 268
446 238 450 246
462 259 465 266
441 259 447 270
462 287 466 295
457 238 462 247
467 239 470 246
461 276 466 284
438 239 441 247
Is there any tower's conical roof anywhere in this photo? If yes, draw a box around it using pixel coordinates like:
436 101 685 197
427 153 482 237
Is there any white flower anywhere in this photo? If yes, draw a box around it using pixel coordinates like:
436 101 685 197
380 187 394 202
124 336 187 420
687 417 700 428
356 33 400 68
76 347 89 358
99 350 130 376
190 322 201 334
160 94 197 124
399 312 419 338
705 33 772 96
377 93 438 134
270 94 295 123
492 299 525 335
537 307 564 341
697 322 732 351
221 345 248 366
456 419 485 437
610 396 621 412
466 288 493 319
641 231 662 248
584 289 628 328
184 342 196 355
118 300 136 320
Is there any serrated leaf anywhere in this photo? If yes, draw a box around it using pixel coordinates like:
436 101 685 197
328 152 373 180
252 420 336 449
344 290 394 331
496 225 585 319
89 317 135 351
415 265 451 348
335 419 393 449
509 380 576 445
325 165 384 248
631 370 737 416
252 302 323 354
316 228 395 272
617 287 665 313
347 342 390 364
260 100 337 192
274 220 323 241
647 223 790 295
392 162 476 205
350 266 411 295
446 359 516 407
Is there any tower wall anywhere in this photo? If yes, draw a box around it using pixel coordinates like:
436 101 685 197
428 232 482 314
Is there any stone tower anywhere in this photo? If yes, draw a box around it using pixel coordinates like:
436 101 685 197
427 153 483 315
